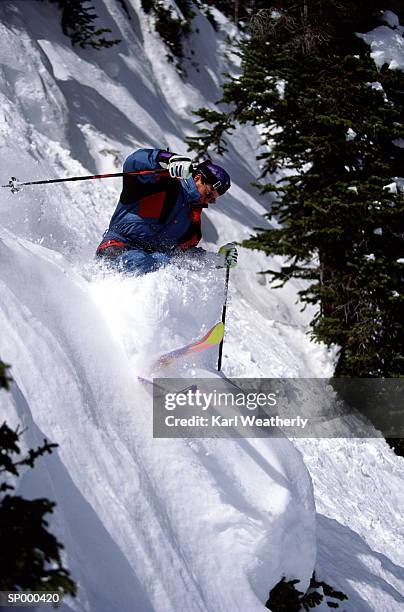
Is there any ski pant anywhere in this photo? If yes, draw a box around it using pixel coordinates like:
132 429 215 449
97 246 171 275
112 247 171 274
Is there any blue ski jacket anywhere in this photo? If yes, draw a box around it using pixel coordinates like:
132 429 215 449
97 148 204 254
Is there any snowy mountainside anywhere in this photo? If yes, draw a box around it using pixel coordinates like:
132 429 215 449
0 232 316 611
0 1 404 611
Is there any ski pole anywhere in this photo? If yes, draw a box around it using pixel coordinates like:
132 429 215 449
217 265 231 371
1 169 170 194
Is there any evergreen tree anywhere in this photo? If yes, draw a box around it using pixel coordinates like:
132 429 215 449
207 0 269 25
0 361 77 598
0 360 11 391
188 1 404 379
140 0 195 73
265 573 347 610
45 0 121 49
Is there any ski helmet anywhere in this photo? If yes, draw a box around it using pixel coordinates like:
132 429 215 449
195 160 231 196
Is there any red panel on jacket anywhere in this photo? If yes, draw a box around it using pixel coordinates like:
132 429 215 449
138 192 166 218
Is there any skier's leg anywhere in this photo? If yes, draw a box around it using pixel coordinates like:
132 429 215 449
117 248 171 274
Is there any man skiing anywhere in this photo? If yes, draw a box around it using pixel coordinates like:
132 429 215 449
96 148 238 274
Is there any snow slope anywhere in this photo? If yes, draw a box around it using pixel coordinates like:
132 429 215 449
0 2 403 610
0 231 316 611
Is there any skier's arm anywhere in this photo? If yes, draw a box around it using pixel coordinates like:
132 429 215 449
123 148 167 173
123 148 193 179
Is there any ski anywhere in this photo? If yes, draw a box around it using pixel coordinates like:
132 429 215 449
154 322 224 369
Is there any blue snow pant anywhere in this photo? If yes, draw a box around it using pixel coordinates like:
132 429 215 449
106 247 171 275
117 248 171 274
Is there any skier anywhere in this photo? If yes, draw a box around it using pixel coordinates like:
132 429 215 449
96 148 238 274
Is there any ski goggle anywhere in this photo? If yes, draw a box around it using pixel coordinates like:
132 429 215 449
204 184 218 203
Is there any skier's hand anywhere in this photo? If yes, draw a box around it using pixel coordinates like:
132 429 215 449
167 155 194 179
218 243 238 268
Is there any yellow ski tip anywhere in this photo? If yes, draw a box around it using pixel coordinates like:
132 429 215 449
155 321 225 369
188 322 224 353
205 321 224 346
